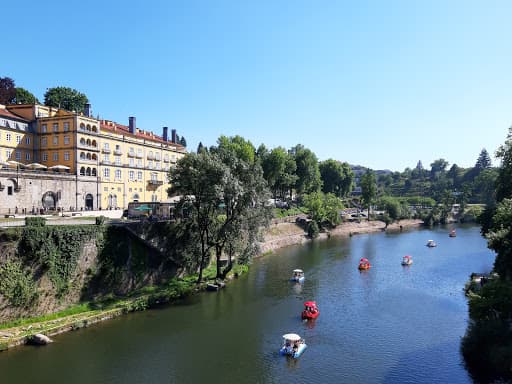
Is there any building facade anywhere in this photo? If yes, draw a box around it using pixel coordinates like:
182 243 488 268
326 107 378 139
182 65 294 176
0 104 186 214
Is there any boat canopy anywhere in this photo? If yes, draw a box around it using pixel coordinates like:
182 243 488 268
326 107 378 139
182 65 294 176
282 333 302 341
292 269 304 273
403 255 411 259
360 258 369 262
304 301 317 307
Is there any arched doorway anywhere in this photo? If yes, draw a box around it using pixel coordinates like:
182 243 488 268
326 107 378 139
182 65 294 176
42 192 56 210
85 193 94 210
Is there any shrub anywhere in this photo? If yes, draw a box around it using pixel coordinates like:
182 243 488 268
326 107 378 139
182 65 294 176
25 217 46 227
307 221 319 239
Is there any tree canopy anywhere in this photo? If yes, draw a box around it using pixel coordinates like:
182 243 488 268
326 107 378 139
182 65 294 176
0 77 16 105
319 159 353 197
44 86 89 112
14 87 39 105
291 144 322 194
360 169 377 220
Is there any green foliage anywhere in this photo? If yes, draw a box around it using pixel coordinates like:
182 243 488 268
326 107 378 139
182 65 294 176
307 221 320 239
95 216 105 226
291 144 322 194
14 87 39 104
25 216 46 227
360 169 377 219
461 205 483 223
44 86 89 113
273 207 306 218
19 225 100 297
303 192 343 227
319 159 354 197
0 261 37 307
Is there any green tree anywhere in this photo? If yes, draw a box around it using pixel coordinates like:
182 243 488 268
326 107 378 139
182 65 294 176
475 148 492 170
495 127 512 202
216 135 255 164
0 77 16 104
179 136 187 147
197 142 206 154
169 145 271 281
360 169 377 220
14 87 39 104
319 159 354 197
44 86 89 112
291 144 322 194
303 192 343 227
430 158 449 180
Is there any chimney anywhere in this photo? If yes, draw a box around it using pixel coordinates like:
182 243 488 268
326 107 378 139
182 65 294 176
84 103 91 117
162 126 168 141
129 117 136 134
171 129 176 143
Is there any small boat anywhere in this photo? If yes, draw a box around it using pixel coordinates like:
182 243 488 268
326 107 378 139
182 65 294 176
358 258 371 270
301 301 320 320
426 240 437 247
280 333 307 358
401 255 413 266
290 269 305 283
449 229 456 237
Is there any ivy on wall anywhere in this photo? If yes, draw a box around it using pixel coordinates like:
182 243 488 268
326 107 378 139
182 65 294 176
0 261 37 307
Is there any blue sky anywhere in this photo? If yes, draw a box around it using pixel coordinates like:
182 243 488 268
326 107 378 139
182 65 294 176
3 0 512 171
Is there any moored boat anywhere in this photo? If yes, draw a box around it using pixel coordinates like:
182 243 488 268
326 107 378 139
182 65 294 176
449 229 456 237
279 333 307 358
290 269 305 283
358 258 371 270
301 301 320 320
401 255 413 266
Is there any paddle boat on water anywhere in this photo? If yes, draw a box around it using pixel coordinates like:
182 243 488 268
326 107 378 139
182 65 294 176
290 269 305 283
358 258 371 270
301 301 320 320
401 255 413 266
426 239 437 247
280 333 307 358
449 229 457 237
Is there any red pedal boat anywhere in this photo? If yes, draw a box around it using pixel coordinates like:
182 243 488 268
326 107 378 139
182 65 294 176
301 301 320 320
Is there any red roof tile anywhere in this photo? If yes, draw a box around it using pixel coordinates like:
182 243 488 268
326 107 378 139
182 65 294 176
0 107 29 122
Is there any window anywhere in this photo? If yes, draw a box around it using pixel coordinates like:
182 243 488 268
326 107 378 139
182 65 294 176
115 169 122 179
137 171 143 180
137 159 142 168
64 152 70 161
6 133 11 142
104 143 110 150
16 135 21 144
80 152 85 160
5 150 11 159
151 172 158 181
137 149 143 157
115 156 121 165
15 150 21 160
103 168 110 178
129 158 134 167
41 137 47 146
42 124 47 132
7 186 12 196
53 153 59 161
53 123 58 132
129 170 134 181
80 123 85 131
64 122 69 132
115 144 120 151
104 187 108 192
148 161 153 169
80 167 85 176
155 153 161 161
64 136 70 144
53 136 58 145
25 152 30 161
25 137 30 145
103 154 109 163
42 153 48 161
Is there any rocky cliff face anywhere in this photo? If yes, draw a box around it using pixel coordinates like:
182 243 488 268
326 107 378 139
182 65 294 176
0 225 177 323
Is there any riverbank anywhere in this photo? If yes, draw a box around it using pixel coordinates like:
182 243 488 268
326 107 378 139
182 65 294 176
0 218 423 351
259 218 424 254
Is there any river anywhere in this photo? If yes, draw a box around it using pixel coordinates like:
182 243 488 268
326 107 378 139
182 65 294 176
0 225 495 384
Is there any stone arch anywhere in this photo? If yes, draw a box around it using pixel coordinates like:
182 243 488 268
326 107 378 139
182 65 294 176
80 167 85 176
86 167 91 176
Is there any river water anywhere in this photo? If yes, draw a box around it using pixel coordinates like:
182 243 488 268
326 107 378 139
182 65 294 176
0 225 495 384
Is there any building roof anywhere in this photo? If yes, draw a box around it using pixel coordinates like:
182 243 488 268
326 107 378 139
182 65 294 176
0 105 29 122
100 120 185 150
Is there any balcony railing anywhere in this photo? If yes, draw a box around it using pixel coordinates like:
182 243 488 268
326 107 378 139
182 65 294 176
114 149 122 155
147 154 154 160
102 148 111 154
148 180 164 185
128 151 136 157
136 153 143 158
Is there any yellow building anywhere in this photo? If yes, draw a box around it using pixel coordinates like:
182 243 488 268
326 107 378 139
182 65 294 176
2 104 186 211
